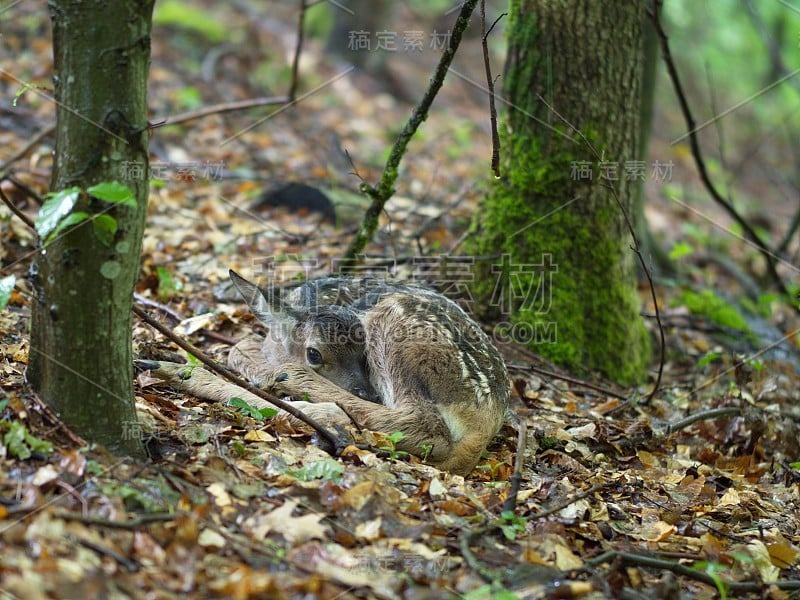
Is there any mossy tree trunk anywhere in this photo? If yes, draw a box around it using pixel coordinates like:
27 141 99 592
467 0 651 384
27 0 154 455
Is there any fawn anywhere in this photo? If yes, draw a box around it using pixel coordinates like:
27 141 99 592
150 270 510 475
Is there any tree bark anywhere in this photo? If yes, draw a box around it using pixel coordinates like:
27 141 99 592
467 0 651 384
27 0 154 455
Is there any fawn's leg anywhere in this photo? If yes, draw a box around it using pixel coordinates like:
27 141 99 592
146 361 352 427
265 363 458 469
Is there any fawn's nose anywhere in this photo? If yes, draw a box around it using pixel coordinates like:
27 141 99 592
352 386 380 404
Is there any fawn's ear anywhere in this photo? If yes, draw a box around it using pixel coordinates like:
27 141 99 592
229 270 298 330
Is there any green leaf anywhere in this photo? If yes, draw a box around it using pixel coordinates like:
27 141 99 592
49 211 90 243
87 181 136 208
92 214 118 246
668 240 694 260
4 422 31 460
229 397 277 421
286 459 344 482
2 421 52 460
0 399 8 412
156 266 182 300
698 351 722 367
386 431 406 444
0 275 15 312
36 187 81 240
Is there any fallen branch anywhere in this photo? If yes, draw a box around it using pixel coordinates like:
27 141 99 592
132 304 348 456
582 550 800 593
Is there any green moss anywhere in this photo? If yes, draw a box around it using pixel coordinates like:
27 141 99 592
467 129 651 385
676 290 750 332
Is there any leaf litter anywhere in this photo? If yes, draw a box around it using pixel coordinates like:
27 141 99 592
1 1 800 598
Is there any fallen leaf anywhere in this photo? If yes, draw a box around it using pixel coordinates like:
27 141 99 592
243 499 329 543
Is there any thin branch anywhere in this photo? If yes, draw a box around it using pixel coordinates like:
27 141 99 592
155 96 289 128
5 173 45 206
132 304 348 455
0 123 56 177
501 411 526 514
54 511 176 529
582 550 800 593
663 406 741 436
481 3 505 178
647 4 795 305
289 0 307 101
506 363 628 401
530 483 608 520
0 183 36 229
341 0 480 268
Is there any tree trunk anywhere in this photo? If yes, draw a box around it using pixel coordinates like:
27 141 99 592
467 0 651 384
27 0 154 455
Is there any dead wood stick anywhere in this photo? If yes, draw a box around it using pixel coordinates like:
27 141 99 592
582 550 800 593
132 304 348 455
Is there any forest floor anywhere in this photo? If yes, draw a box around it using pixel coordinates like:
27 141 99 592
2 2 800 599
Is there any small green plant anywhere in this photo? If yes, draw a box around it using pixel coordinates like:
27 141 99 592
697 350 723 367
156 266 183 300
419 443 433 462
493 510 527 541
474 460 508 479
379 431 409 461
286 459 344 483
1 420 54 460
539 436 557 450
692 560 730 599
228 397 278 421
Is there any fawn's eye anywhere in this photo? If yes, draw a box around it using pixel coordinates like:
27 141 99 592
306 347 323 366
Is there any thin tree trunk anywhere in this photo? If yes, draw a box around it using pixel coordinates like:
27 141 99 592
28 0 154 455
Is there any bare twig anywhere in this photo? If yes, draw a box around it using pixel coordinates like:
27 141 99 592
506 363 628 401
5 174 45 205
481 3 505 178
132 304 347 455
647 3 795 305
0 123 55 176
155 96 289 128
582 550 800 593
341 0 480 268
132 292 183 322
531 482 608 520
0 183 36 229
55 511 176 529
501 411 526 514
289 0 307 101
663 406 741 436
